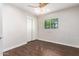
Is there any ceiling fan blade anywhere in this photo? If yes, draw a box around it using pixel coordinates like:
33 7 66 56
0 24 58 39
28 3 48 8
28 5 38 8
39 3 48 8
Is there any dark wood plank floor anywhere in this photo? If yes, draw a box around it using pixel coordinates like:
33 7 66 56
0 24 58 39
3 40 79 56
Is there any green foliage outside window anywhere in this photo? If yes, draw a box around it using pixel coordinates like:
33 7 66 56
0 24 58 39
44 18 58 29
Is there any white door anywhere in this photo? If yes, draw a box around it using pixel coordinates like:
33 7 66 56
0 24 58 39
26 16 33 42
26 16 37 42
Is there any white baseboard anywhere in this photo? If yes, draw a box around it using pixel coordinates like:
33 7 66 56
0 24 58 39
3 38 79 52
3 42 27 52
38 38 79 48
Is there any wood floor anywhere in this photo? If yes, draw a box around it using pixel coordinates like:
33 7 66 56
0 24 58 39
3 40 79 56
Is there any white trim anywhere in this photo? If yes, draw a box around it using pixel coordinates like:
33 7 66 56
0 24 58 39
3 38 79 52
38 38 79 48
3 42 27 52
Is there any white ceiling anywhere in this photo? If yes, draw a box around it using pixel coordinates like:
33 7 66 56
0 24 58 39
11 3 79 16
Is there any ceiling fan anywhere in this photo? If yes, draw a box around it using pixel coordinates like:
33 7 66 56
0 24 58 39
28 3 48 8
28 3 49 15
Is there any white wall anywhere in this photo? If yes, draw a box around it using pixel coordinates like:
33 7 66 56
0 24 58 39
0 4 2 55
38 6 79 48
2 4 37 51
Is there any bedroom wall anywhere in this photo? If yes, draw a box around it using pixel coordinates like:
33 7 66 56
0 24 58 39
2 4 37 51
0 4 2 55
38 6 79 48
